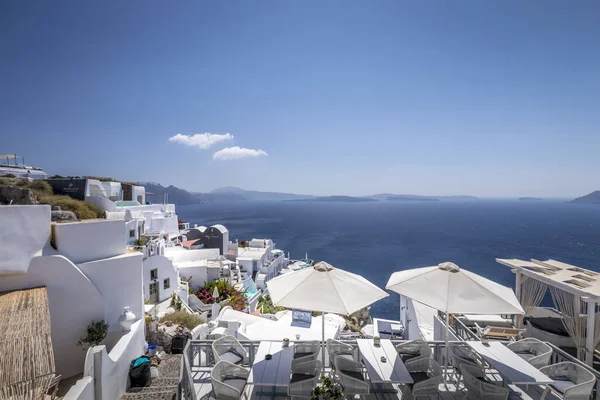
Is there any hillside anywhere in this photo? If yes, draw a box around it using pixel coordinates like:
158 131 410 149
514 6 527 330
141 182 202 205
286 195 377 203
570 191 600 204
387 196 439 202
367 194 477 201
199 186 315 202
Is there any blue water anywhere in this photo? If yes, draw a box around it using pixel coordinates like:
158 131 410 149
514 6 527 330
177 200 600 319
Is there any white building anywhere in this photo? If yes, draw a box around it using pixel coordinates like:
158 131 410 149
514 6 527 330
0 205 145 395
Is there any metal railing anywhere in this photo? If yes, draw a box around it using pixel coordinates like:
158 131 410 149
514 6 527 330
182 339 600 399
452 317 481 341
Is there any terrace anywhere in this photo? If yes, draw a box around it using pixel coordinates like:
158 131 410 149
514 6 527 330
178 339 600 400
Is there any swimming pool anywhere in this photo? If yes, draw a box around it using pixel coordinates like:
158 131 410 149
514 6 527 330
245 288 259 298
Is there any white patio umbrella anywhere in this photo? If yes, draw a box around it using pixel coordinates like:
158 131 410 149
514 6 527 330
386 262 524 383
267 261 389 373
213 286 220 299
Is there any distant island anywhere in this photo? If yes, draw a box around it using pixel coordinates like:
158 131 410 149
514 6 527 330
570 191 600 205
286 196 378 203
387 196 439 202
519 197 543 201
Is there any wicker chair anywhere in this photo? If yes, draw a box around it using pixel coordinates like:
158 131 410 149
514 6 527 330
507 338 552 368
211 360 250 400
396 340 432 363
334 356 370 397
292 341 320 367
401 357 442 399
460 363 508 400
212 335 249 365
539 362 596 400
448 342 480 384
288 360 322 398
326 339 354 368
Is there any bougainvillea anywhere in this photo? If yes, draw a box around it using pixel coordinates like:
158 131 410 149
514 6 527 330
196 280 248 312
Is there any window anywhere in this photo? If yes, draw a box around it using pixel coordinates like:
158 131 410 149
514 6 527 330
150 269 158 280
129 229 135 238
164 278 170 289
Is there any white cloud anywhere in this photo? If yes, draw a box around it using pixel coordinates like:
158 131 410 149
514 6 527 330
168 133 233 149
213 146 268 161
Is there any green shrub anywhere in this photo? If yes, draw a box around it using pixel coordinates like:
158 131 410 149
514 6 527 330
161 311 205 330
257 294 286 314
38 195 104 219
0 173 15 178
77 320 109 350
27 180 53 196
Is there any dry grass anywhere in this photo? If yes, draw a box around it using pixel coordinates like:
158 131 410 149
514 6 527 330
38 195 104 219
160 311 204 331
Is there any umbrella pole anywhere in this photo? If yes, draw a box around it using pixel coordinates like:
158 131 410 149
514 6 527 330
445 310 449 386
322 315 326 376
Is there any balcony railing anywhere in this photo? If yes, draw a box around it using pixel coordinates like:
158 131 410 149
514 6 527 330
179 339 600 400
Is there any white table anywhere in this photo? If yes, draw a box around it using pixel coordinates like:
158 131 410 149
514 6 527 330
247 341 294 396
357 339 413 386
467 341 553 398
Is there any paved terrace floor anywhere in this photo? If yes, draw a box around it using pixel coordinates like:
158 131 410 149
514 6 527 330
191 365 560 400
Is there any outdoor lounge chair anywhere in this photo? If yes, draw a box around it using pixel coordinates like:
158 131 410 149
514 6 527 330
288 360 322 398
539 361 596 400
401 357 442 400
448 342 480 384
460 363 509 400
212 335 249 365
334 356 370 397
507 338 552 368
395 340 432 363
292 341 320 367
326 339 354 368
211 360 250 400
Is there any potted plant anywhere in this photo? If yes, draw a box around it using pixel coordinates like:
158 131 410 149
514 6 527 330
311 375 343 400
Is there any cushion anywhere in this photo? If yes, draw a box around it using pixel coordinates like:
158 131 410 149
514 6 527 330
341 370 364 381
551 378 577 394
222 377 247 392
293 352 315 360
409 371 430 384
220 351 243 364
291 373 316 384
516 353 535 362
400 353 420 362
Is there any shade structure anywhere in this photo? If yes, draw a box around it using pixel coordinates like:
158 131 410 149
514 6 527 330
267 261 389 373
268 262 389 315
386 262 524 315
386 262 524 385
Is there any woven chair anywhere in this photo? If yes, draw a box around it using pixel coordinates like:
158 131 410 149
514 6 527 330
211 360 250 400
396 340 432 363
507 338 552 368
460 363 508 400
288 360 322 398
292 341 320 367
540 362 596 400
326 339 354 368
401 357 442 400
334 356 370 397
448 342 480 384
212 335 249 365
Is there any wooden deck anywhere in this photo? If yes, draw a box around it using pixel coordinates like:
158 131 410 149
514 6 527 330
191 366 561 400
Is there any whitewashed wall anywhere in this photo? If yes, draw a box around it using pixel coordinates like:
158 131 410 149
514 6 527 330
54 220 126 263
142 255 179 302
86 196 116 212
78 253 144 330
0 255 105 378
165 247 220 262
176 264 208 291
0 205 50 274
63 376 94 400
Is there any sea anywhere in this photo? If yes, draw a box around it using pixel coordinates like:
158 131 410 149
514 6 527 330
177 200 600 320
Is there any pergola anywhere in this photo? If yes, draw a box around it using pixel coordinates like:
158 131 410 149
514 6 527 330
0 286 57 399
497 258 600 366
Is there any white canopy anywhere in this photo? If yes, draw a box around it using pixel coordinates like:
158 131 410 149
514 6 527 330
267 261 389 315
386 262 524 315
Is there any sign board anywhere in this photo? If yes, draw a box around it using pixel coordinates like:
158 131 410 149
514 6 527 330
46 179 87 201
292 309 312 324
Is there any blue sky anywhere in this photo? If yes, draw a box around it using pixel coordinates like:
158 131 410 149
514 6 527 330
1 1 599 197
